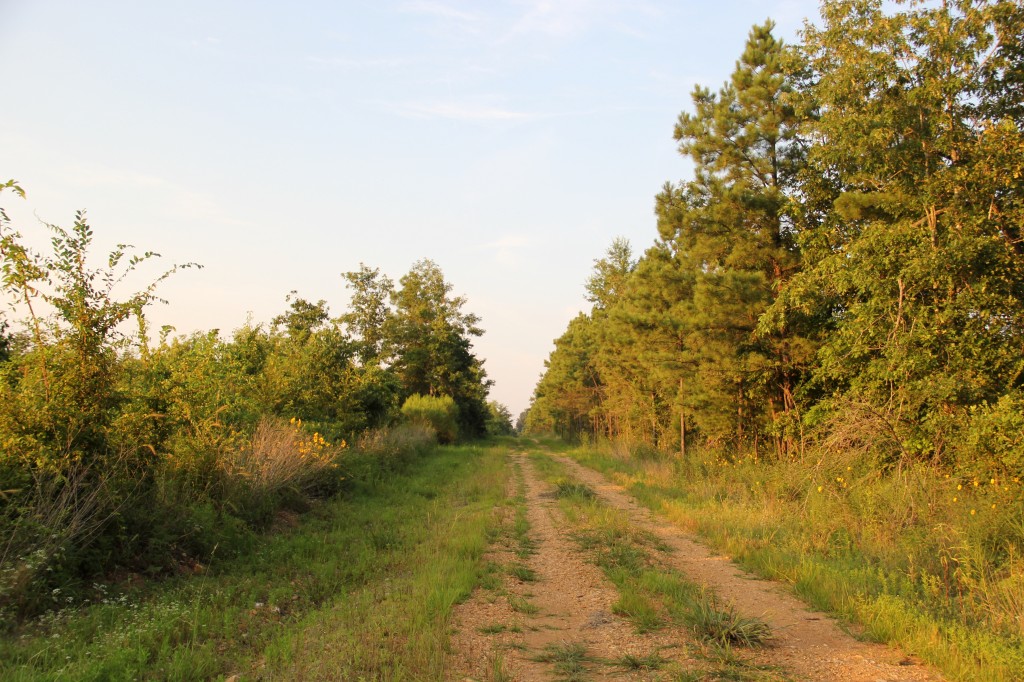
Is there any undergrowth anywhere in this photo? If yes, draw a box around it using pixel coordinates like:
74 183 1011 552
1 443 508 681
566 441 1024 682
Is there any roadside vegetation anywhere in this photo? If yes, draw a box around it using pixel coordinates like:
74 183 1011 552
526 3 1024 681
564 441 1024 681
0 177 513 660
1 442 508 680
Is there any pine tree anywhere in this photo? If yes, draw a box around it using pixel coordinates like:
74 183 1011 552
657 20 808 453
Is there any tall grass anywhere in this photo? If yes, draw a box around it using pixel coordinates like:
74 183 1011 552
0 442 508 680
566 441 1024 681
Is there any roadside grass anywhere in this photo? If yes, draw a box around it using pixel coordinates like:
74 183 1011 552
533 641 591 681
508 563 538 582
529 452 777 680
0 443 508 681
511 458 536 560
508 594 540 615
565 443 1024 682
615 650 670 670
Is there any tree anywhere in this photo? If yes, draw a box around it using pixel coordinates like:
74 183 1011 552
485 401 515 436
779 0 1024 462
387 259 492 437
655 20 809 454
340 264 394 365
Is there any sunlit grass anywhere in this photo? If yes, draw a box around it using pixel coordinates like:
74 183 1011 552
565 442 1024 682
0 443 509 681
528 452 776 680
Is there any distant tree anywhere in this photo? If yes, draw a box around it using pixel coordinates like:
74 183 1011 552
272 291 329 344
340 264 394 365
485 400 515 436
387 260 492 437
515 408 529 434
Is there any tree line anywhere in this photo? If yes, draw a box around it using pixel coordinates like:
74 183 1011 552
0 199 504 619
527 0 1024 477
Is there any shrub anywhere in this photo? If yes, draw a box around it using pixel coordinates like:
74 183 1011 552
401 394 458 444
221 417 345 510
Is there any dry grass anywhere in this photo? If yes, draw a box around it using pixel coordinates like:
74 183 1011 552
222 417 342 497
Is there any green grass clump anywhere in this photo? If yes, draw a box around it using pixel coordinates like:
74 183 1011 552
555 480 596 500
616 651 669 670
508 595 540 615
687 590 772 647
611 586 664 633
508 563 538 583
533 641 590 680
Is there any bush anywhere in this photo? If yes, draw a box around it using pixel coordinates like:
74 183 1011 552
401 394 459 444
221 417 344 504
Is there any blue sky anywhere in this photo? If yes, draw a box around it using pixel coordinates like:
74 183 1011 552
1 0 823 416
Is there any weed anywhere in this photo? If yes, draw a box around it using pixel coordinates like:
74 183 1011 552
611 588 664 632
534 641 590 680
687 590 772 647
508 595 540 615
508 563 538 582
616 651 669 670
555 480 596 500
488 651 513 682
479 622 521 635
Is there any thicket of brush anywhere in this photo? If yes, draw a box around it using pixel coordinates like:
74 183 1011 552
0 191 494 625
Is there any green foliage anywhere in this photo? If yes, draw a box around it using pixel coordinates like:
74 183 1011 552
388 259 492 437
0 442 508 680
570 443 1024 681
530 0 1024 471
0 185 493 623
401 393 459 444
485 400 515 436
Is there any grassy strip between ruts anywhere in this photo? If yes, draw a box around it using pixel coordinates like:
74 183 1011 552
561 444 1024 682
528 452 781 682
1 442 509 681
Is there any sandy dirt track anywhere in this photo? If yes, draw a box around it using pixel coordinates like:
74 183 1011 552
449 448 944 681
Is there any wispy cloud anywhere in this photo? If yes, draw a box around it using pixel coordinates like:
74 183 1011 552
482 235 530 250
508 0 660 40
479 234 532 268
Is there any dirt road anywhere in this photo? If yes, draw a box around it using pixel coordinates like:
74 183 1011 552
449 447 944 681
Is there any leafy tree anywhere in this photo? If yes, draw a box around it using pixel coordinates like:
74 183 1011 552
341 264 394 365
387 259 491 437
779 0 1024 462
485 400 515 436
272 291 330 345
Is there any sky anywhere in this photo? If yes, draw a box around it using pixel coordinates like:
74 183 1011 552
1 0 824 417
